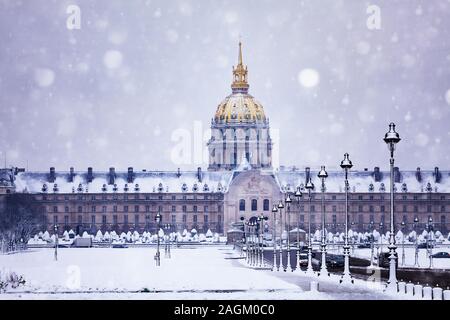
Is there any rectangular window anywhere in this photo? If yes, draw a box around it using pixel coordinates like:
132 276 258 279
113 215 118 225
53 215 58 224
300 215 304 222
113 206 117 213
124 215 128 224
91 215 95 225
124 206 129 213
53 206 58 213
182 215 187 223
102 215 107 225
92 206 96 213
172 206 176 212
332 205 337 212
64 215 69 225
146 205 150 212
172 215 176 223
182 205 187 213
310 215 315 222
65 206 69 213
204 206 208 213
102 206 107 213
78 206 82 213
381 205 385 212
193 205 198 212
204 215 208 223
77 215 82 224
134 205 139 213
193 215 197 223
332 215 337 224
311 205 315 212
134 214 139 226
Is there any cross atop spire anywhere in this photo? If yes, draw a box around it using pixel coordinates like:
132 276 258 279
231 41 249 94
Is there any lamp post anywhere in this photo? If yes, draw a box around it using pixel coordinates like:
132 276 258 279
428 217 433 269
401 221 406 266
413 217 419 267
305 177 315 275
155 212 161 266
164 224 171 259
271 205 278 271
384 122 401 291
294 187 303 271
379 221 384 255
317 166 328 278
340 153 353 284
54 224 58 261
258 213 268 268
278 200 284 271
351 221 355 255
369 221 375 267
285 194 293 271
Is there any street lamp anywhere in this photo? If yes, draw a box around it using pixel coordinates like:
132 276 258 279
54 224 58 261
305 177 315 275
401 221 406 266
413 217 419 267
278 200 285 271
155 212 161 266
271 205 278 271
369 221 375 267
164 223 171 259
340 153 353 284
428 217 434 269
294 187 303 271
258 213 268 268
285 194 293 271
383 122 401 291
318 166 329 278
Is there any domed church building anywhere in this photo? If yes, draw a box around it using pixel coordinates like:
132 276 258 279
1 43 449 237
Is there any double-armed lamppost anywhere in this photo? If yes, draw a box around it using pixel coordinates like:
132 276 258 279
383 122 401 291
271 205 278 271
294 187 303 271
318 166 329 278
413 217 419 267
54 224 58 261
305 177 315 275
340 153 353 283
155 212 161 266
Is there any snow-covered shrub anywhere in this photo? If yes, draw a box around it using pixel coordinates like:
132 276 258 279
0 271 26 293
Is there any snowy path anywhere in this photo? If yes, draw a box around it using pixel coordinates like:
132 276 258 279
0 246 398 299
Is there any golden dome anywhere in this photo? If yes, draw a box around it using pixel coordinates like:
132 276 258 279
214 42 267 124
214 93 266 123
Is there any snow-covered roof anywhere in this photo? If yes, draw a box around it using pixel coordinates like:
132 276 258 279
8 166 450 194
13 170 233 194
275 168 450 193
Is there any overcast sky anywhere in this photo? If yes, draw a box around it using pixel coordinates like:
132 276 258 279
0 0 449 172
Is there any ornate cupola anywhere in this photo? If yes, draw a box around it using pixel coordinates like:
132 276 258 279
208 41 272 171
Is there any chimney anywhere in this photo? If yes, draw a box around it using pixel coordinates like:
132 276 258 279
434 167 441 183
394 167 401 183
49 167 56 183
373 167 382 182
305 167 311 183
68 167 75 182
127 167 134 183
415 167 422 182
197 167 202 183
109 167 116 185
87 167 93 183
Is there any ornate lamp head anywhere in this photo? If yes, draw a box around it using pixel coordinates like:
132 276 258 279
340 153 353 170
383 122 401 152
305 177 314 190
285 193 292 203
272 204 278 213
414 217 419 223
278 200 284 209
294 186 302 200
317 165 328 179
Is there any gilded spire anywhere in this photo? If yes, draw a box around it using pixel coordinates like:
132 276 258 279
231 41 249 94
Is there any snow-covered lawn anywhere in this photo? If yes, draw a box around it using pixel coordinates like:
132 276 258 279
0 246 399 300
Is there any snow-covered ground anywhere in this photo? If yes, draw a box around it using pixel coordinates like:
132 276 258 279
0 246 400 300
331 246 450 269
